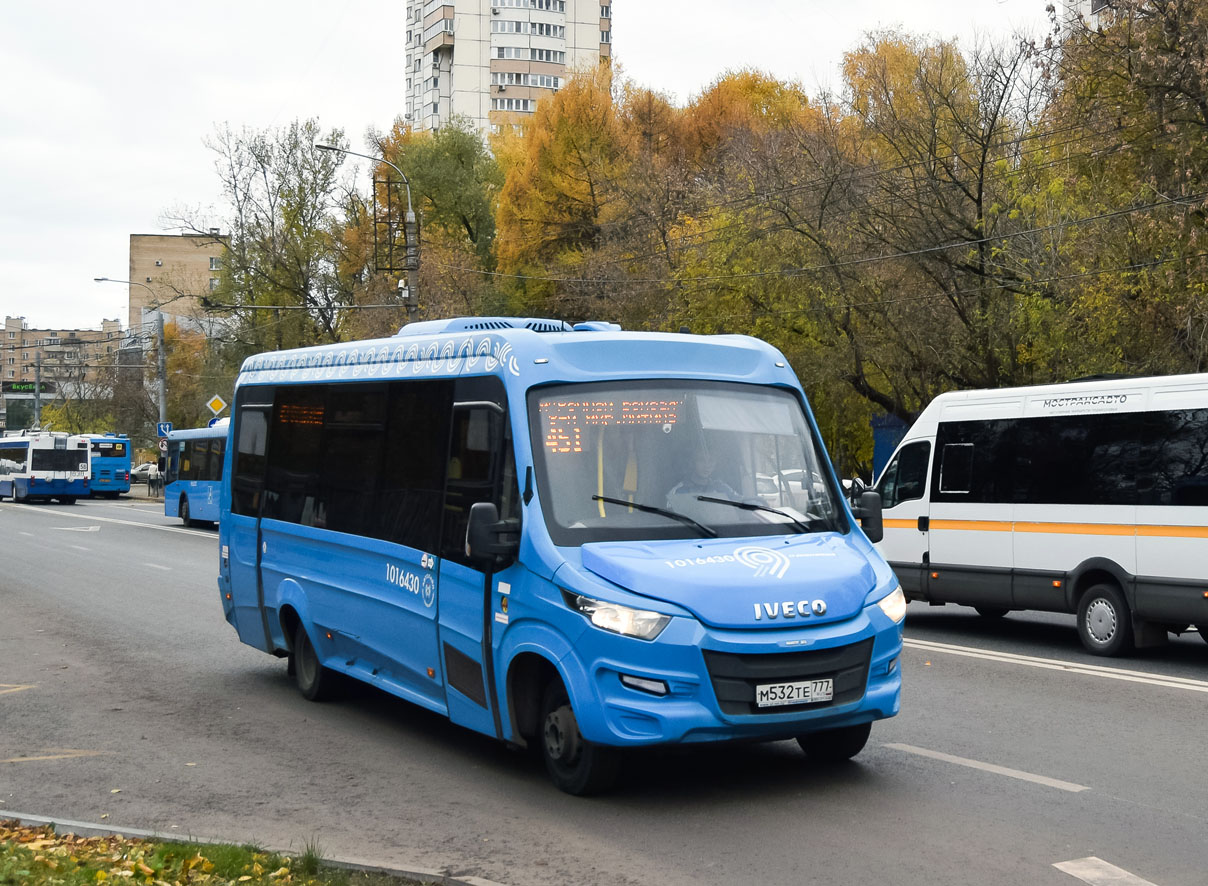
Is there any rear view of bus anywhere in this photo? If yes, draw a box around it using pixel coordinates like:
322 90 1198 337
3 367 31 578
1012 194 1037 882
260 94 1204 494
0 431 90 503
218 318 904 793
86 433 132 498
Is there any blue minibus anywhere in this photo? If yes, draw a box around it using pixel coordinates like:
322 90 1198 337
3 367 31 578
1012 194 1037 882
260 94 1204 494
165 422 227 525
85 433 132 497
218 318 903 793
0 431 91 503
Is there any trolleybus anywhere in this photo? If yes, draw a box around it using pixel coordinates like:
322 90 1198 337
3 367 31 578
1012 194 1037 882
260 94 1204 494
0 431 91 503
85 433 132 497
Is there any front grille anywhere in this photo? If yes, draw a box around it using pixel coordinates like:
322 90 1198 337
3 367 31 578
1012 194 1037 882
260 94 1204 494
703 639 873 715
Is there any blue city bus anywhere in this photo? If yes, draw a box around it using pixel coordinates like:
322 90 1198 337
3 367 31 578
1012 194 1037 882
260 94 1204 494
0 431 91 503
218 318 903 794
85 433 132 497
165 421 228 525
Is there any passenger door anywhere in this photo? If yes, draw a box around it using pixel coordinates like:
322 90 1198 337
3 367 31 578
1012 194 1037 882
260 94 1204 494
875 440 932 598
225 389 274 651
436 377 519 739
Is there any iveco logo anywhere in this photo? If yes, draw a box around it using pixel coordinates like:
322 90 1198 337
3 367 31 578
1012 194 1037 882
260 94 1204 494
753 600 828 620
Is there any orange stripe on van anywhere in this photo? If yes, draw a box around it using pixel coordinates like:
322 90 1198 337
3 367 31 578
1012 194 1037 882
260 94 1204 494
929 519 1012 532
883 518 917 529
901 519 1208 539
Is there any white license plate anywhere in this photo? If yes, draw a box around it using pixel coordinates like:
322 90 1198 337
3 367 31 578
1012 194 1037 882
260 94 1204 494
755 678 833 708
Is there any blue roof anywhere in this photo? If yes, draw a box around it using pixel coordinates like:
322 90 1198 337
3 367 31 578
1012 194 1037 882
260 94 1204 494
236 318 796 389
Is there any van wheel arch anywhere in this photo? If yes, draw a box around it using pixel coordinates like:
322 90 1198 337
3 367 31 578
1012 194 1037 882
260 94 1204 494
1068 559 1132 612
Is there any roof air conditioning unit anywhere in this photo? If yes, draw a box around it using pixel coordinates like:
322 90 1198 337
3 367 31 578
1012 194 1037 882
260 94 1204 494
497 84 505 92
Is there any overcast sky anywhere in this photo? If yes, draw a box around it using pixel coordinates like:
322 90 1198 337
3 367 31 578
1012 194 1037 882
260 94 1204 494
0 0 1052 331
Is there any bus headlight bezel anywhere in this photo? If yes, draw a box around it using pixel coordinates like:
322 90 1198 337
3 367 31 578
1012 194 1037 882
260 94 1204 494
565 592 672 641
876 585 907 623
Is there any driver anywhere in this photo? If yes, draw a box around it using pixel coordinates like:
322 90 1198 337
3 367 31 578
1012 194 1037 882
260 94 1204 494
666 447 737 505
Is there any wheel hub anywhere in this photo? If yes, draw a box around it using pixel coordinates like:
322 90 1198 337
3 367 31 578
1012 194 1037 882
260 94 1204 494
543 706 580 763
1086 599 1117 643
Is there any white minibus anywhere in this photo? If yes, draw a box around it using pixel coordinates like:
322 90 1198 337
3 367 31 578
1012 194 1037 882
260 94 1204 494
874 373 1208 655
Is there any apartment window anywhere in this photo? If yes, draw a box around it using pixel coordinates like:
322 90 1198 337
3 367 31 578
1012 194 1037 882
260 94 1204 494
491 98 536 112
5 370 13 379
499 47 564 62
6 331 13 339
601 4 610 17
209 256 221 271
6 357 13 365
601 29 610 43
210 277 219 291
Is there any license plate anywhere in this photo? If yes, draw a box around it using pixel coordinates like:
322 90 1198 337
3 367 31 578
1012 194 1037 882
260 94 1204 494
755 678 833 708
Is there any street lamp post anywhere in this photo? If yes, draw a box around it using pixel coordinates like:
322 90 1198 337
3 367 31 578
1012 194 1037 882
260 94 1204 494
315 143 420 321
94 277 167 426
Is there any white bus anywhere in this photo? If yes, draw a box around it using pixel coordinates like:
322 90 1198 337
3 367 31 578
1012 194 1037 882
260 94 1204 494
0 431 92 503
874 373 1208 656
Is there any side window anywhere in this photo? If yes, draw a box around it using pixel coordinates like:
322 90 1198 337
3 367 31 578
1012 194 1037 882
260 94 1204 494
263 386 325 526
379 379 454 552
878 441 930 509
232 386 274 516
933 420 1013 503
441 376 518 567
1139 409 1208 506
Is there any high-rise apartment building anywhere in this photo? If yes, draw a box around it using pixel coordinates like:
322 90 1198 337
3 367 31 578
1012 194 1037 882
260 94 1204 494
405 0 611 133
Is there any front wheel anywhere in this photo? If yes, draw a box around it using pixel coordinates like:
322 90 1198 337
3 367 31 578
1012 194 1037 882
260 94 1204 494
179 496 193 526
1077 583 1134 656
797 722 872 762
293 623 339 702
539 681 621 795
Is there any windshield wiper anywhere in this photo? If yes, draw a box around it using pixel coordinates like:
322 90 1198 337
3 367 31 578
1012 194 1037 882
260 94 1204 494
696 495 824 534
591 494 719 538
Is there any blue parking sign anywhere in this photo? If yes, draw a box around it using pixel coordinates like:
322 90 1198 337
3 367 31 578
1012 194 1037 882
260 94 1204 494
157 422 173 437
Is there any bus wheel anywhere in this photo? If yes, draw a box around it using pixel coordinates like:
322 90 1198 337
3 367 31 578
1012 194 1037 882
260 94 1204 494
1077 583 1134 657
975 607 1008 619
539 681 620 795
797 722 872 762
293 623 338 702
180 497 193 526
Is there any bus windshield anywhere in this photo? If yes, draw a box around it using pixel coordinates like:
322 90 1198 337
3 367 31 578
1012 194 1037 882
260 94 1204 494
530 380 846 545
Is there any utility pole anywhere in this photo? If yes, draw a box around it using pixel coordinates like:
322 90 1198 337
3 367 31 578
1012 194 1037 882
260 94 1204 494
156 310 167 425
34 352 42 428
314 143 420 321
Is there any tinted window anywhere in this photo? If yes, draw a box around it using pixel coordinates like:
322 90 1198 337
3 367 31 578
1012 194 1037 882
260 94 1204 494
933 420 1013 503
1013 414 1137 505
232 386 274 516
1139 409 1208 506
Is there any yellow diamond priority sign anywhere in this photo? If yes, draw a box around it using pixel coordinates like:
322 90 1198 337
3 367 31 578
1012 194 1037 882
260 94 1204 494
207 394 228 415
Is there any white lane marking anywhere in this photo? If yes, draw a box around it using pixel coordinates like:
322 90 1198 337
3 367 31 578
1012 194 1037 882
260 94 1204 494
70 545 91 552
19 531 33 537
1054 856 1158 885
143 563 171 571
0 503 212 538
904 638 1208 694
55 525 100 532
883 743 1090 793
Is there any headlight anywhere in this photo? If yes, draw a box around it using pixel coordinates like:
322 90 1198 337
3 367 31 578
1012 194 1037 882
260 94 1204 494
567 593 671 641
876 585 907 623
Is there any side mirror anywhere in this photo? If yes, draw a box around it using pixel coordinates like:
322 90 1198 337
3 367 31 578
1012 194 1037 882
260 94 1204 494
851 490 883 543
465 501 520 567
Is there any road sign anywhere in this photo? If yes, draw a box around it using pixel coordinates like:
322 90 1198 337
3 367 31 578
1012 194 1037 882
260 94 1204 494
158 438 168 453
207 395 228 415
156 422 173 437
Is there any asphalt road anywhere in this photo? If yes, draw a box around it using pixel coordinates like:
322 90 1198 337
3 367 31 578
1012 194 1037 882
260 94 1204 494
1 496 1206 885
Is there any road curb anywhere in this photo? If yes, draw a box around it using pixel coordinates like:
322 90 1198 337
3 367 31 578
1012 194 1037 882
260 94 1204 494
0 810 511 886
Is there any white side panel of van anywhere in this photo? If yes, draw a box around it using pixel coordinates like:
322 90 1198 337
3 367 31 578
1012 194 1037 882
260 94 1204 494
928 503 1013 570
1135 505 1208 582
1011 503 1138 575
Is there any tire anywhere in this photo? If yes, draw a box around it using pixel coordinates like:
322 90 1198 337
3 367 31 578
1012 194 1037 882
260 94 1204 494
1077 583 1134 656
1196 625 1208 646
974 607 1008 619
180 496 194 526
797 722 872 762
539 680 621 795
293 623 339 702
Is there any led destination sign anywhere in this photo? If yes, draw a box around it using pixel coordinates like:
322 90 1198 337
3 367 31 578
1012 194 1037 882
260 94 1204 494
540 398 682 454
1 381 56 395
